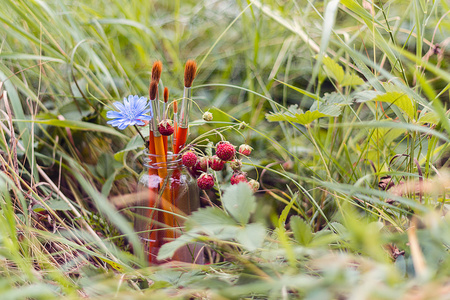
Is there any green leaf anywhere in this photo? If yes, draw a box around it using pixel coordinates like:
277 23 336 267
322 56 364 87
353 90 382 102
222 183 256 225
157 234 196 261
373 92 415 120
328 222 348 236
418 111 440 125
310 92 351 116
32 199 72 212
279 193 298 228
341 73 365 87
353 89 416 120
290 216 313 246
322 56 345 83
185 206 238 239
266 109 328 125
310 230 339 247
236 223 266 251
114 134 145 160
322 92 353 106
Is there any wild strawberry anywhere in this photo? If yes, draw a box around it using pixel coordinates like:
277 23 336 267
209 155 225 171
229 159 242 172
238 144 253 156
215 141 236 161
248 179 260 192
181 151 197 168
230 172 247 185
197 173 215 190
158 120 174 136
197 156 209 172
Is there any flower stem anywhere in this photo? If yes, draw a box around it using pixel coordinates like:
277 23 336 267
133 125 146 143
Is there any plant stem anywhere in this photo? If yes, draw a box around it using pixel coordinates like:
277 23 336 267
134 125 146 142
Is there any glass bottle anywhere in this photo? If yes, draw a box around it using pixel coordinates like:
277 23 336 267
133 150 204 264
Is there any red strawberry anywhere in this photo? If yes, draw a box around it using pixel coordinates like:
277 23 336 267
230 172 247 185
215 141 236 161
181 151 197 168
158 120 174 136
238 144 253 156
197 173 215 190
209 155 225 171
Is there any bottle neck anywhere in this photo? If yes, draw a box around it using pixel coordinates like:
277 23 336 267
143 150 184 170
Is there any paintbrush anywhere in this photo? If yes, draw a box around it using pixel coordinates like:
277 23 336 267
174 60 197 153
151 61 163 123
172 101 178 154
162 87 169 154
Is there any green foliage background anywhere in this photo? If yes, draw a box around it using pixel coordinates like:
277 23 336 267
0 0 449 298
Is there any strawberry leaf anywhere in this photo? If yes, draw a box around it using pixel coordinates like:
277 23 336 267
373 92 415 120
353 87 416 120
222 183 256 225
236 223 266 251
290 216 313 246
322 56 364 87
266 110 327 125
418 111 440 125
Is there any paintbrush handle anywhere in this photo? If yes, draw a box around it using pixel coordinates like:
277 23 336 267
174 126 188 154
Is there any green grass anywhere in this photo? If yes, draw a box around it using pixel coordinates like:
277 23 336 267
0 0 449 298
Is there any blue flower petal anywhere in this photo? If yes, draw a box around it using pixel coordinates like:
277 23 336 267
106 111 123 118
106 95 153 130
113 101 125 111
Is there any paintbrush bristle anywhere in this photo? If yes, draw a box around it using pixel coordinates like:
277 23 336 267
163 87 169 103
173 101 178 113
149 81 158 100
184 60 197 88
151 61 163 82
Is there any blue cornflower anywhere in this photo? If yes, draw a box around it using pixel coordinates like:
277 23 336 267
107 95 153 130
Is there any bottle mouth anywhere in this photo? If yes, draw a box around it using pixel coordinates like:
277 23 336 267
142 149 183 170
